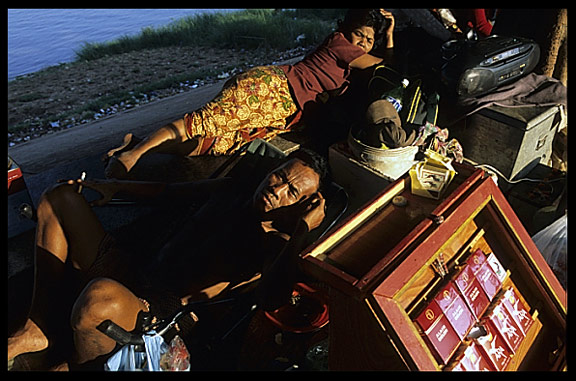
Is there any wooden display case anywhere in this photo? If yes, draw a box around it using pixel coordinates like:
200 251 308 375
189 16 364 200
300 164 566 371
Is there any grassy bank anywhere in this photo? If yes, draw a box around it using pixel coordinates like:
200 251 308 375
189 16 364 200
75 9 346 61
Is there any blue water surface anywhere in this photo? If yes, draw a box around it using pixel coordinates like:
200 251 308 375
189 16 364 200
8 8 240 80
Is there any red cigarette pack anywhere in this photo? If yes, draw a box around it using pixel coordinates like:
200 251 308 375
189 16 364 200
474 320 512 370
434 282 476 340
475 261 502 301
454 264 491 320
466 249 487 274
415 300 461 364
499 287 534 335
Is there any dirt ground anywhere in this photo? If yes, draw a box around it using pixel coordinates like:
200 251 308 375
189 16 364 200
8 45 309 147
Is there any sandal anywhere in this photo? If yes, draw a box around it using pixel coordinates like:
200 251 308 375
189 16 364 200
104 156 130 180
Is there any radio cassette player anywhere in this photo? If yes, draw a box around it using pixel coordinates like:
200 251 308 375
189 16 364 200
441 35 540 98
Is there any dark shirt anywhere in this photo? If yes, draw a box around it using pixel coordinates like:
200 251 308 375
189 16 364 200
145 178 285 298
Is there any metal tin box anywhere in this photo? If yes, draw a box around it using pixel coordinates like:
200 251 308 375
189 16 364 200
454 105 563 180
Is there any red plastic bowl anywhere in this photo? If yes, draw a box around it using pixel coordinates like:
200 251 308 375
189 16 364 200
264 283 329 334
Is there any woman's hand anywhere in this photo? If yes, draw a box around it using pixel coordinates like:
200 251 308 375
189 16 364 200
379 9 395 48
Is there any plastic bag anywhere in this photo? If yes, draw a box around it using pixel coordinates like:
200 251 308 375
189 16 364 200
532 214 567 289
159 335 191 371
105 330 167 371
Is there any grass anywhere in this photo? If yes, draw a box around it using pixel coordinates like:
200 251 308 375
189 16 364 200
75 9 346 61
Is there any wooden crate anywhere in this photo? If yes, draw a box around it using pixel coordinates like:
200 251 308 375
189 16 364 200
300 163 566 371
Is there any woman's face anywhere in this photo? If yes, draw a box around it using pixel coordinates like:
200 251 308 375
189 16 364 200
347 26 375 53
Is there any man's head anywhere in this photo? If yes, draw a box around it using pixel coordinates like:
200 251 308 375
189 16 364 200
252 148 327 215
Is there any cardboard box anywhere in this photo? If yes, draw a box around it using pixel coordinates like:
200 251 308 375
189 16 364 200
433 282 476 340
499 287 535 335
454 264 490 320
415 300 461 364
474 320 512 370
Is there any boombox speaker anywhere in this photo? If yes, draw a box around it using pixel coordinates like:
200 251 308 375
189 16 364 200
441 35 540 98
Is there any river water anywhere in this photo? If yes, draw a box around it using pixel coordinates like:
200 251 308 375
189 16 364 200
8 8 240 80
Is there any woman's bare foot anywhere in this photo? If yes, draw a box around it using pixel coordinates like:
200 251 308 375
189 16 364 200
103 133 140 179
8 319 49 361
104 133 135 159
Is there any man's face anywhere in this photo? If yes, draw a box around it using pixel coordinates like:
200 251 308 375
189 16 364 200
347 26 375 53
252 158 320 215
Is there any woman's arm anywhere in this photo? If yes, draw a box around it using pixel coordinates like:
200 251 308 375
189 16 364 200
349 53 386 70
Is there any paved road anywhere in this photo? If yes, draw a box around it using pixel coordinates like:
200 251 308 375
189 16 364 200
8 81 224 174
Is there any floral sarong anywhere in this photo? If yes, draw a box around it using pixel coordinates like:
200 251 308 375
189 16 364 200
184 66 300 155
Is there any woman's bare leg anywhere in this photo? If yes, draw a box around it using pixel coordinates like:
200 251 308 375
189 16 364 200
104 118 200 178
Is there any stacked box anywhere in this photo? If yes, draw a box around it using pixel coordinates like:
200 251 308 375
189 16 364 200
415 298 462 364
474 320 513 370
499 287 535 335
454 264 491 320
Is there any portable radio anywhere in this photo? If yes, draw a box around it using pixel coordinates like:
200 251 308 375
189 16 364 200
441 35 540 98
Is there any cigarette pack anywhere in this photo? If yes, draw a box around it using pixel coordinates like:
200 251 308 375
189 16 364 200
449 342 496 371
485 301 524 353
475 261 502 301
486 252 507 282
499 287 534 335
415 300 461 364
466 249 487 275
474 320 512 370
433 282 476 339
409 149 456 199
454 265 490 320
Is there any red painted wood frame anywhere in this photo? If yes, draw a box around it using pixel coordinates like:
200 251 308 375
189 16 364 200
300 165 566 370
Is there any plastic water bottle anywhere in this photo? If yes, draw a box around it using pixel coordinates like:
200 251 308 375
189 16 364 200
385 78 410 112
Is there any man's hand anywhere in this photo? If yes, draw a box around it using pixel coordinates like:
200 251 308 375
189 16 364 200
300 192 326 231
61 178 120 207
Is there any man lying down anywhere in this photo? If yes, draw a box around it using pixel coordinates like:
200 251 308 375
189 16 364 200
8 148 328 370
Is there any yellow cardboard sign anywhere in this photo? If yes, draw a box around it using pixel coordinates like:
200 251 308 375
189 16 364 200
410 149 456 199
